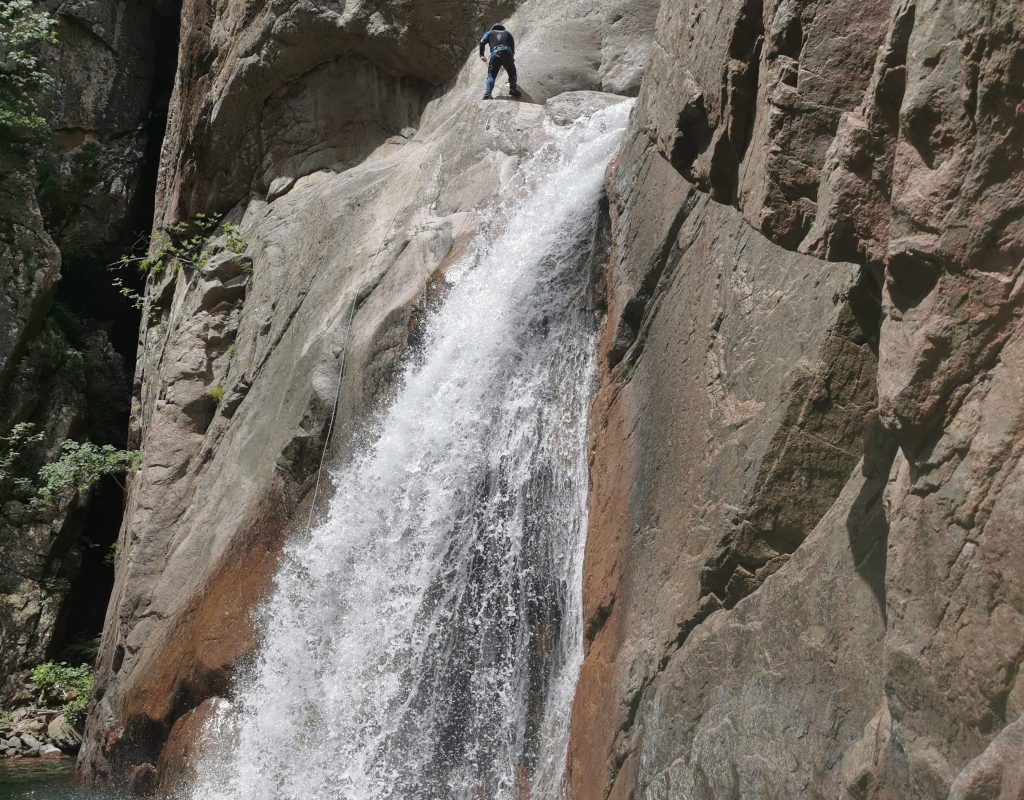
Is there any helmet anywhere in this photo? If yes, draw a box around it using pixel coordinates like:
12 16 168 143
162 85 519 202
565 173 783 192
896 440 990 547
492 23 506 30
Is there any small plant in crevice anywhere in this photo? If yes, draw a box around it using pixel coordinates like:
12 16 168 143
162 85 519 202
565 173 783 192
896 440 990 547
209 385 225 405
114 213 250 278
111 215 250 315
29 661 93 727
114 212 223 277
223 222 248 257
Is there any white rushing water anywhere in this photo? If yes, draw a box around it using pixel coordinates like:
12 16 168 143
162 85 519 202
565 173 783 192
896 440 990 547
188 100 632 800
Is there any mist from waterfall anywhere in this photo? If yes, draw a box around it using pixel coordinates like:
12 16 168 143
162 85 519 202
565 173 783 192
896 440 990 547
187 100 632 800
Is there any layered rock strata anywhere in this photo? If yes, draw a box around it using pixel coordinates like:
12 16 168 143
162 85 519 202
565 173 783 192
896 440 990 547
569 0 1024 798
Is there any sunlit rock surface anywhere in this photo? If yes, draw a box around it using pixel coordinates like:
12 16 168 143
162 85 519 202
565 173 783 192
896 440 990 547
79 0 659 785
569 0 1024 797
74 0 1022 793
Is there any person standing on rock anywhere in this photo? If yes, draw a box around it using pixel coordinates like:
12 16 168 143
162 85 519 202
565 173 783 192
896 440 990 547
479 24 522 100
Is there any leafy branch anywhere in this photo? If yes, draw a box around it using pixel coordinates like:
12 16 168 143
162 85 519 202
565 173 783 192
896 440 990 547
111 214 250 311
0 422 142 510
34 440 142 506
0 0 57 142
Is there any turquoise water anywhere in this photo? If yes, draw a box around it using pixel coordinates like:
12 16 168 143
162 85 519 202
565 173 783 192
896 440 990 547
0 760 122 800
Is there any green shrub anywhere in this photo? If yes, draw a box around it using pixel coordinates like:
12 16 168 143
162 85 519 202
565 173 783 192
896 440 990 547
209 385 224 404
0 0 57 143
32 440 142 509
222 222 248 256
29 661 93 726
0 422 43 500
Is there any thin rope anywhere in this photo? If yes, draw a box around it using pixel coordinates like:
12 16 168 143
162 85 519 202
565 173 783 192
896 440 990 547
299 107 488 536
301 200 408 536
302 294 357 536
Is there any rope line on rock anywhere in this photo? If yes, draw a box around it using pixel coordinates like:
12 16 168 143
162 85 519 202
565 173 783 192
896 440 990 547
300 109 491 536
301 200 407 538
302 293 357 538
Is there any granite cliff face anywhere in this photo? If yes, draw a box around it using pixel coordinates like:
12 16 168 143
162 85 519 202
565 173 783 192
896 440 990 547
568 0 1024 798
78 0 660 788
63 0 1022 794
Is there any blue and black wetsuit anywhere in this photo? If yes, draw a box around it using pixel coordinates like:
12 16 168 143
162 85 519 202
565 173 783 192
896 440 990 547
479 25 519 96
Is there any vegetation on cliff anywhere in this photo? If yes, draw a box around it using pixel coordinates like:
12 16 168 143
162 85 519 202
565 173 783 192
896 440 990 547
1 423 142 511
0 0 56 143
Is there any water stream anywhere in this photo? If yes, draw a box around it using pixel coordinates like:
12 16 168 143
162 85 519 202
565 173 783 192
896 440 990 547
186 100 632 800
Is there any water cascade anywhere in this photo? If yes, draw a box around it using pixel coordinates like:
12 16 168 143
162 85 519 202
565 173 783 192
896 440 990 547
189 100 632 800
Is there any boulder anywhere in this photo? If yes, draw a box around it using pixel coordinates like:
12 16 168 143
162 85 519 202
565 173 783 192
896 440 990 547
19 733 42 750
47 714 82 752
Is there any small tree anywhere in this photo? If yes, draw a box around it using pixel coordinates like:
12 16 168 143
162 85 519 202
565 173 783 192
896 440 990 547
0 422 142 509
0 0 57 142
33 440 143 508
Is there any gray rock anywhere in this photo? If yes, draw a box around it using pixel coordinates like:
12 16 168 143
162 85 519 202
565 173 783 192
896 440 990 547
79 0 659 784
19 733 42 750
46 714 82 752
568 0 1024 797
200 253 251 282
6 736 21 749
266 176 297 203
545 91 626 126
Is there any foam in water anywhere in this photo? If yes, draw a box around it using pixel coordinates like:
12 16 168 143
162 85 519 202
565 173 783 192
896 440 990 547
187 99 633 800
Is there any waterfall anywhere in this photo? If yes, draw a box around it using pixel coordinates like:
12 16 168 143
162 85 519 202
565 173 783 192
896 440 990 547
189 100 632 800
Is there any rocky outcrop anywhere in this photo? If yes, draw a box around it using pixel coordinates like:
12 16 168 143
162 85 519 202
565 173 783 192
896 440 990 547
67 0 1021 792
569 0 1024 798
78 0 659 787
38 0 179 255
155 0 660 221
0 0 177 698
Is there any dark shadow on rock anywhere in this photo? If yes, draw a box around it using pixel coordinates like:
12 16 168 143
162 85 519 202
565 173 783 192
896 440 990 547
847 414 899 621
493 87 537 104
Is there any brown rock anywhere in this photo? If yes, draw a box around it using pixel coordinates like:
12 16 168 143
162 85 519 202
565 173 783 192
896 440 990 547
948 717 1024 800
157 697 229 796
569 0 1024 797
78 0 661 786
569 124 878 797
128 762 158 796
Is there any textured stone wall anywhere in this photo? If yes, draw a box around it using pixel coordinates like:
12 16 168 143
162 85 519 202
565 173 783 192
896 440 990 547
78 0 660 787
0 0 174 698
70 0 1023 793
568 0 1024 797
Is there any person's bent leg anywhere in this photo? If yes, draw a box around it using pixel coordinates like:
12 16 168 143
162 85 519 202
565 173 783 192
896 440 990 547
485 58 500 97
505 54 520 96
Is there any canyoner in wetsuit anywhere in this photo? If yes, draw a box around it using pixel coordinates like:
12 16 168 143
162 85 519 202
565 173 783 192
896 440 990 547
479 24 522 99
